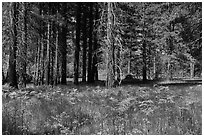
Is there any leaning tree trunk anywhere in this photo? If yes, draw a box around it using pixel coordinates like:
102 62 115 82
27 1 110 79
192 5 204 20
36 39 41 85
8 2 18 89
106 2 115 88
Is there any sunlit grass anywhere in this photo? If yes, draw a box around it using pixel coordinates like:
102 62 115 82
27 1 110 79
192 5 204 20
2 84 202 135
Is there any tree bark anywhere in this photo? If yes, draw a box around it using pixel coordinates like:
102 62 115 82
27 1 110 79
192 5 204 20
2 70 6 85
116 44 121 82
93 29 98 81
40 32 45 85
127 49 131 74
59 27 67 84
190 61 194 78
166 21 174 80
45 20 50 85
93 4 99 81
82 5 87 82
18 2 27 87
39 3 45 85
54 24 59 85
36 39 41 85
8 2 18 88
142 3 147 82
142 41 147 81
87 3 94 83
106 2 115 88
74 3 81 85
50 25 54 86
153 56 159 79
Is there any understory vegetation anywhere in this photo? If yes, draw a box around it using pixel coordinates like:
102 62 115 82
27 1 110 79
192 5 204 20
2 84 202 135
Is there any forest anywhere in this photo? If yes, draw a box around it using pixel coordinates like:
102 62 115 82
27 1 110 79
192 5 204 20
2 2 202 135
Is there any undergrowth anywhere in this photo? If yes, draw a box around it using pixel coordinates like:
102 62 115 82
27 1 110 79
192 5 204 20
2 84 202 135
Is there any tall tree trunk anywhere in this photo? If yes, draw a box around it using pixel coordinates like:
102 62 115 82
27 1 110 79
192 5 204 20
45 20 50 85
106 2 115 88
116 44 121 82
167 58 171 80
127 49 131 74
2 70 6 85
35 44 40 85
142 3 147 82
59 27 67 84
82 5 87 82
93 4 99 81
166 17 175 80
50 26 54 86
87 3 94 83
39 3 45 85
18 2 27 87
93 30 98 81
8 2 18 88
190 61 194 78
142 41 147 81
74 3 81 85
36 40 41 85
54 25 59 85
40 33 45 85
112 40 116 77
153 56 159 79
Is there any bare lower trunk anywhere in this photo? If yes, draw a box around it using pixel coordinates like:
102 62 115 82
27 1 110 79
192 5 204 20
128 50 131 74
106 2 115 88
8 2 18 89
190 62 194 78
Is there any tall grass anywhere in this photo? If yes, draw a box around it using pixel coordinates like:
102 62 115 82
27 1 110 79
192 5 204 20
2 84 202 135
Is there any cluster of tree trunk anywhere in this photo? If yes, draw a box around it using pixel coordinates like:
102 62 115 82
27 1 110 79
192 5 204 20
5 2 200 89
74 3 99 85
7 2 102 88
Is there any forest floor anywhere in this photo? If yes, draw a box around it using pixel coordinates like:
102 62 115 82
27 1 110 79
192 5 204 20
2 80 202 135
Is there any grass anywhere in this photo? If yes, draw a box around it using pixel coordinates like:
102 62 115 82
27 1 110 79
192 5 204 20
2 83 202 135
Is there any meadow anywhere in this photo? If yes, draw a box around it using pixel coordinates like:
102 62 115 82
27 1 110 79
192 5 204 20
2 83 202 135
